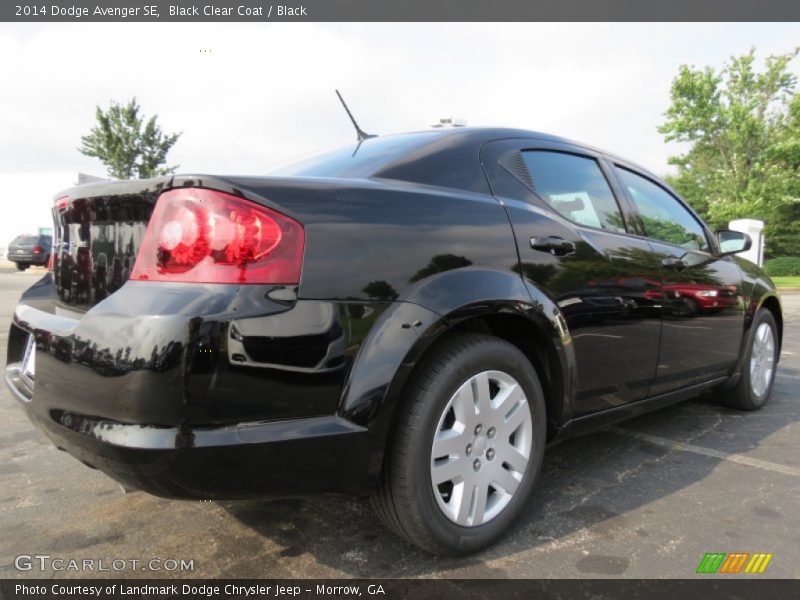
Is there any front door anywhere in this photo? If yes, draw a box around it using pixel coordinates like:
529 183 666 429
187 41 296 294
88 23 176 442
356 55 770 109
611 165 745 395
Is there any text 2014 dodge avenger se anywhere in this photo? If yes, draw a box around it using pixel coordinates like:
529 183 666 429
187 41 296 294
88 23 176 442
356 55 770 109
5 129 781 554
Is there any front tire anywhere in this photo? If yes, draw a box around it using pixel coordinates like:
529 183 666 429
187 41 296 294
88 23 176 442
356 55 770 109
715 309 779 411
372 333 546 555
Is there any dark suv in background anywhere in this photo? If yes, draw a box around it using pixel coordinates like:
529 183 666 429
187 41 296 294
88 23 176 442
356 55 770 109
7 234 52 271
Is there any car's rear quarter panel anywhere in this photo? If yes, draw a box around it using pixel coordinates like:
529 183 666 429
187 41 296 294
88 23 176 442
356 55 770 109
189 175 519 301
7 173 524 496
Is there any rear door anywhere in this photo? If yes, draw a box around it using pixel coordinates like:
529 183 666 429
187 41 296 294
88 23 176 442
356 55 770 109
481 140 663 417
609 164 745 395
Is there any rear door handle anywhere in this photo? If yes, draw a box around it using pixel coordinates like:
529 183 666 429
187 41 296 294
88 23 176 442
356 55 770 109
662 257 687 271
530 236 576 256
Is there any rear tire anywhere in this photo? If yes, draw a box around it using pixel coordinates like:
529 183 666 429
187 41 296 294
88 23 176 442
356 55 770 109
675 297 698 317
371 333 546 555
714 309 779 411
15 262 27 271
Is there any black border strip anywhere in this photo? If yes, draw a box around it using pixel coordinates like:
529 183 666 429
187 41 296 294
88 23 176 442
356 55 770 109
2 579 800 600
3 0 800 22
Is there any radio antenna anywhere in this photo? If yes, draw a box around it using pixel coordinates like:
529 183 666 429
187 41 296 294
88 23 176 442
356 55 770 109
335 90 375 143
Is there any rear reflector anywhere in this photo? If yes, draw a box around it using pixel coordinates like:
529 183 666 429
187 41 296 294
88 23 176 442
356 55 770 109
130 188 304 284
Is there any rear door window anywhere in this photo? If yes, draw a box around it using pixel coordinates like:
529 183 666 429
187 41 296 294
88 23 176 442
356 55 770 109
521 151 626 233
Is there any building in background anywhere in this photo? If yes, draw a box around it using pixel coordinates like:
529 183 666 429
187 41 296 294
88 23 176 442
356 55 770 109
729 219 766 266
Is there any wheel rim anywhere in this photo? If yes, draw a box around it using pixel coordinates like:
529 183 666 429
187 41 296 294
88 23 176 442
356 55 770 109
750 322 776 398
430 370 533 527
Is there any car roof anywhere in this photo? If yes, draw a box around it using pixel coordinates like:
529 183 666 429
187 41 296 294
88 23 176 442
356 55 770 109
345 127 662 195
398 127 658 175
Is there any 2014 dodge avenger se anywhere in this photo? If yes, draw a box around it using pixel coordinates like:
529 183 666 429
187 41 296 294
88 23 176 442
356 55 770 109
4 128 782 554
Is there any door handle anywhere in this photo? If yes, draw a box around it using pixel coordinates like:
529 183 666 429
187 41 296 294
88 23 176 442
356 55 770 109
662 256 687 271
530 236 576 256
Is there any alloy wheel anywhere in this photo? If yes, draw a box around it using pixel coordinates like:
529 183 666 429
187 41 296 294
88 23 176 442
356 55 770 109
430 370 533 527
750 322 776 398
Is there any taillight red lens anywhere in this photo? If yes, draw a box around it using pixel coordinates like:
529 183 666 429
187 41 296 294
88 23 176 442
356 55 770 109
32 246 42 254
130 188 304 284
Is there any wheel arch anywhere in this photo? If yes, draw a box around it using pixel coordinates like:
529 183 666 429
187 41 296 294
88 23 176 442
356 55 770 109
338 268 575 482
760 293 783 349
439 310 569 440
725 289 783 389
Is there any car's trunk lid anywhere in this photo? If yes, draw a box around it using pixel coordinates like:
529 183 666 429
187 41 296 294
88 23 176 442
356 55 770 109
52 176 172 311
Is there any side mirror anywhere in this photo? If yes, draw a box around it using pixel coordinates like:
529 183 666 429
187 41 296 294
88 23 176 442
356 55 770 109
717 230 752 256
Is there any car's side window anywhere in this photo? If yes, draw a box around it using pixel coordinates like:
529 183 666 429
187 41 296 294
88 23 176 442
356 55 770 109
615 167 709 252
521 151 626 233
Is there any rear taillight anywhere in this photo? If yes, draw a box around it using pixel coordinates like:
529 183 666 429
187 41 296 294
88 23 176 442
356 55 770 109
32 246 42 254
130 188 304 284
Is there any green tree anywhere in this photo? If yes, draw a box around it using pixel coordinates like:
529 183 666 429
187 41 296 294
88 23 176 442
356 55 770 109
659 48 800 256
409 254 473 283
362 280 398 301
79 97 181 179
767 93 800 255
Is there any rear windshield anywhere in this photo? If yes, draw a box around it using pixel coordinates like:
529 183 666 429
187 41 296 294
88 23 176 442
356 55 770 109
270 132 436 178
12 235 38 245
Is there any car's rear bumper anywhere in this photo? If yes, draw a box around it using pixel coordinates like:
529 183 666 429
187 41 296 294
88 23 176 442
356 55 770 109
7 252 47 264
5 365 369 498
4 276 380 499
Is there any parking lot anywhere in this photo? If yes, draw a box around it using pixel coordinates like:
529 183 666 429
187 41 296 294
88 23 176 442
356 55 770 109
0 267 798 578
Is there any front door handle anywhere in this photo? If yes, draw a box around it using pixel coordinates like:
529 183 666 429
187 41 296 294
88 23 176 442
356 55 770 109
530 236 576 256
662 256 687 271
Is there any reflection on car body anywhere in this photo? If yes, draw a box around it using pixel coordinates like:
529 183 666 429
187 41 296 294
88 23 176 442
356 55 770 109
228 301 349 373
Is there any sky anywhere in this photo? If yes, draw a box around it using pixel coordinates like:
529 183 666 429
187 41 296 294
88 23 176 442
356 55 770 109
1 22 799 180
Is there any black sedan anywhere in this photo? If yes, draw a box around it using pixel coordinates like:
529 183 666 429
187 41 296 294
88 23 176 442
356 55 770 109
4 128 781 555
6 233 52 270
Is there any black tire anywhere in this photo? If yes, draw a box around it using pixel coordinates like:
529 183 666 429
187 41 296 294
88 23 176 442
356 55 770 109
15 262 27 271
714 310 779 411
371 333 547 555
674 297 698 317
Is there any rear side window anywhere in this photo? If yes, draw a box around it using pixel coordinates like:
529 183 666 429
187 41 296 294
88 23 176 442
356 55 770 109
270 132 436 178
615 167 709 251
521 151 626 233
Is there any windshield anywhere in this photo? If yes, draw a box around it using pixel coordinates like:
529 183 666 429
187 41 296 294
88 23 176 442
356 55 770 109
270 132 436 178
